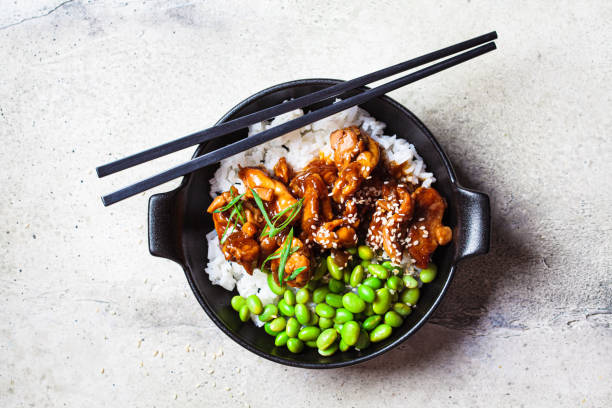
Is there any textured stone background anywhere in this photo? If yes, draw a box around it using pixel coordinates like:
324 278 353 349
1 1 610 406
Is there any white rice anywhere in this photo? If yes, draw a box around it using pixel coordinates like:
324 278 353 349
205 104 435 325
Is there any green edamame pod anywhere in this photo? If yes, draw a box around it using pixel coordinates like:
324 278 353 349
355 329 371 350
278 299 295 316
264 321 281 336
287 338 304 353
328 278 345 294
285 317 300 338
312 259 327 281
246 295 263 315
362 276 383 289
318 342 338 356
269 316 287 332
325 293 344 308
339 339 350 352
384 310 403 328
274 331 289 347
305 340 318 348
316 328 338 350
294 303 311 325
258 304 278 322
368 263 389 280
402 275 419 289
326 255 343 280
357 245 375 261
342 292 366 313
419 263 438 283
312 287 330 303
283 290 296 306
298 326 321 341
392 302 412 317
373 288 392 314
357 284 375 303
239 304 251 322
231 295 246 312
400 287 420 306
318 316 334 329
370 324 392 342
349 265 365 287
315 303 336 319
334 308 354 324
386 275 404 291
296 288 311 304
362 315 382 331
340 321 360 346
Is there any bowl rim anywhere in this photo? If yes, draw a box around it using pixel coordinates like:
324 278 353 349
163 78 461 368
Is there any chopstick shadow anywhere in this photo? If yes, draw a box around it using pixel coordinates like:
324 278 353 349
343 117 541 374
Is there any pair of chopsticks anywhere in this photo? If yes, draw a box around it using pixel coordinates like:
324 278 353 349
98 31 497 206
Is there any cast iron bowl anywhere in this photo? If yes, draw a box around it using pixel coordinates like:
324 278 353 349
148 79 490 368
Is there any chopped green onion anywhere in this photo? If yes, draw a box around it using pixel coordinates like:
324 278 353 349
213 192 245 214
277 228 294 286
220 207 238 244
287 266 306 282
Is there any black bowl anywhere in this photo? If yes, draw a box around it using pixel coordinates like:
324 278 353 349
148 79 490 368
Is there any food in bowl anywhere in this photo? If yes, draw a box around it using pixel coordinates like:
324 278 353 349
204 105 452 355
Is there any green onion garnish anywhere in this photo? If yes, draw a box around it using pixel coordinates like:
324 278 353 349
249 188 303 238
277 228 294 286
213 192 245 214
220 207 238 244
260 245 299 272
286 266 306 282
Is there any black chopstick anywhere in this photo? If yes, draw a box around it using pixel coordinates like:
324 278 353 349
96 31 497 178
101 41 496 206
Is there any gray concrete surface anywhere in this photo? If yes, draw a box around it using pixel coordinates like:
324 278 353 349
1 1 611 406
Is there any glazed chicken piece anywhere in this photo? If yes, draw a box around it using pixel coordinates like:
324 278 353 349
329 127 380 203
289 160 335 243
239 166 298 216
314 219 358 249
366 182 414 263
273 157 292 184
207 187 261 274
270 236 312 288
407 187 452 268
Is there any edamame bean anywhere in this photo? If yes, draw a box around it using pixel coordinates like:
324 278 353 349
231 295 246 312
341 321 360 346
343 269 351 284
390 290 398 303
269 316 287 332
294 303 311 325
386 275 404 291
275 331 289 347
419 263 438 283
393 302 412 317
364 302 375 316
339 339 350 352
362 315 382 331
308 313 319 326
318 342 338 356
328 278 345 294
298 326 321 341
316 328 338 350
360 260 371 269
373 288 392 314
259 304 278 322
325 293 344 308
296 288 311 304
334 308 354 324
315 303 336 319
287 338 304 353
370 324 392 342
239 304 251 322
384 311 403 328
278 299 295 316
267 273 285 296
402 275 419 289
327 256 343 280
368 263 389 280
349 265 365 287
319 317 333 329
333 322 344 332
358 245 375 261
264 322 280 336
246 295 263 315
382 261 398 270
285 317 300 338
312 260 327 281
305 340 318 348
354 329 371 350
357 284 375 303
342 292 366 313
313 287 330 303
347 247 357 255
400 287 420 306
363 276 383 289
283 290 296 306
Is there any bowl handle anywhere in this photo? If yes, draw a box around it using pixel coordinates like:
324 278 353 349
453 185 491 261
148 191 185 265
